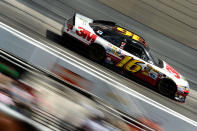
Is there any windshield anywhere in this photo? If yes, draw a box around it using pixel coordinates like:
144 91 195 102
147 49 163 68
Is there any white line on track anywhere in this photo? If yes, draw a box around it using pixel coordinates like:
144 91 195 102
1 22 197 127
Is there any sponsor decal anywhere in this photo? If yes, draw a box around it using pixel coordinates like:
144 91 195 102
142 65 161 80
116 26 148 47
117 49 122 55
120 42 126 49
112 46 117 54
106 46 111 53
149 70 158 80
107 45 122 57
76 27 97 43
142 64 152 76
166 64 180 79
116 56 144 73
116 27 133 37
117 57 161 80
132 34 140 41
97 30 103 35
177 86 184 92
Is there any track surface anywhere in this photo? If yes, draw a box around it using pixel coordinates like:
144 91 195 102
1 0 197 125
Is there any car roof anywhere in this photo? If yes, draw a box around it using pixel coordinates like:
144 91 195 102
114 26 148 47
91 22 148 48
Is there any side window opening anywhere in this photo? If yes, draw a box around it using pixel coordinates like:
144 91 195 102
92 26 124 47
102 35 123 47
141 51 149 62
124 40 149 62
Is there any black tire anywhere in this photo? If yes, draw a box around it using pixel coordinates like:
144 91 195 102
88 44 106 63
157 79 177 99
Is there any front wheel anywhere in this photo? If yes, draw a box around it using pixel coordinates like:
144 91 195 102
88 44 106 63
157 79 177 99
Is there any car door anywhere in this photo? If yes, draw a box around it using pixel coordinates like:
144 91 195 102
117 40 160 86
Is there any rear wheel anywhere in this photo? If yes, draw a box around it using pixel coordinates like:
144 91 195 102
88 44 106 63
157 79 177 99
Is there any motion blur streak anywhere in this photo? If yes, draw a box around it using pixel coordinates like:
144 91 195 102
1 21 197 131
0 51 152 131
1 0 197 130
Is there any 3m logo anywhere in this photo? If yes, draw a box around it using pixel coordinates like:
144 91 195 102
76 27 97 43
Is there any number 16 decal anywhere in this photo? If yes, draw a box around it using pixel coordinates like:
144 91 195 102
116 56 144 73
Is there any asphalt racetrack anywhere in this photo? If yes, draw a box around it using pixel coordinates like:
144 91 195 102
1 0 197 124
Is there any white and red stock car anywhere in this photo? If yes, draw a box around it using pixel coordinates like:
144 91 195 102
62 13 190 102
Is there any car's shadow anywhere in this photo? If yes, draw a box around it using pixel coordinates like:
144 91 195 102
46 30 174 101
46 30 89 57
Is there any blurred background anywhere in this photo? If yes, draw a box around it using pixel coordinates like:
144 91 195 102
0 51 162 131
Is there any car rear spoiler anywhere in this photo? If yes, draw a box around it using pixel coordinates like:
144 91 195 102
63 13 116 34
75 13 93 25
63 13 93 32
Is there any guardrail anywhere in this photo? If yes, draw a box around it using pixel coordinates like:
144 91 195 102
1 22 197 131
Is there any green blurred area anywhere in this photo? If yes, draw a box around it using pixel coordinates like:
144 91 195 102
0 62 19 79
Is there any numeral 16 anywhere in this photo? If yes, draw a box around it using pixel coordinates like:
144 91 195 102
116 56 144 73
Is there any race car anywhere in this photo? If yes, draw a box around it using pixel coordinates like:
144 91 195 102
62 13 190 102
